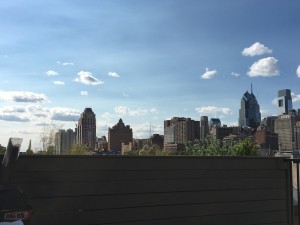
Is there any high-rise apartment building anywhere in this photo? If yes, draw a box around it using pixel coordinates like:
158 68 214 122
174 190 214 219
108 119 133 152
55 129 76 155
239 88 261 129
200 116 209 140
164 117 199 146
277 89 292 115
274 114 297 150
76 108 97 150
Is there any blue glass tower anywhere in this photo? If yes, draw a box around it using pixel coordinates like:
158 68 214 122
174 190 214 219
239 86 261 129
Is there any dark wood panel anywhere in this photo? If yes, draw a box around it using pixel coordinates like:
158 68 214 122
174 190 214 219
28 188 287 212
10 169 286 183
0 156 293 225
30 206 288 225
13 156 289 171
15 176 287 198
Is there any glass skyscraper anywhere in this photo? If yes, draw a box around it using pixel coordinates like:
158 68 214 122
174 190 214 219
239 88 261 129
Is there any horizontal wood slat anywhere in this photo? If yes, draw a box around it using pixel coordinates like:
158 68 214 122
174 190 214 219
0 156 293 225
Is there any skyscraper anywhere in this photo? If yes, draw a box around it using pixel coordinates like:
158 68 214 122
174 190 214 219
239 86 261 129
55 129 76 155
277 89 292 115
76 108 96 150
200 116 209 140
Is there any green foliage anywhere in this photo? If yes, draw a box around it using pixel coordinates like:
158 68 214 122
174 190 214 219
227 138 258 156
125 144 174 156
70 144 91 155
184 137 259 156
0 144 6 155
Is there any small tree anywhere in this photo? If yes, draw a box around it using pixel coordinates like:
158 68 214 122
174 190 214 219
70 143 90 155
228 138 258 156
40 122 63 153
0 144 6 155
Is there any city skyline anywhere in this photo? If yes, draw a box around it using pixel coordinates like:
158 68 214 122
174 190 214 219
1 0 300 151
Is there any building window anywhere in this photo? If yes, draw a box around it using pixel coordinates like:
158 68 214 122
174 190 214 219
278 99 283 107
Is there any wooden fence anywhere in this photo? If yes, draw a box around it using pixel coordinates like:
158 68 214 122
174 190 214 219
0 155 294 225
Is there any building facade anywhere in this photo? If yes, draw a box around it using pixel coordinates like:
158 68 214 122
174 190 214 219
55 129 76 155
164 117 200 147
108 119 133 152
274 114 297 150
239 89 261 129
76 108 97 150
200 116 209 141
277 89 292 115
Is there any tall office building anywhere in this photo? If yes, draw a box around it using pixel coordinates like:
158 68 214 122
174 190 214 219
55 129 76 155
200 116 209 140
239 87 261 129
277 89 292 115
76 108 97 150
108 119 133 152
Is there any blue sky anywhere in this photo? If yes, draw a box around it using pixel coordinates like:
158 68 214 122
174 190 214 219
1 0 300 151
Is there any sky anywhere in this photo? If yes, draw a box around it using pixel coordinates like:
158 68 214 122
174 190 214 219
1 0 300 151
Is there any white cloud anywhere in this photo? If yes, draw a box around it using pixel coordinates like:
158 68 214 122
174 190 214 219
231 72 240 77
131 122 163 139
108 72 120 78
114 106 148 116
50 107 80 121
297 65 300 78
0 91 48 103
46 70 59 76
242 42 272 57
122 93 129 97
247 57 279 77
292 92 300 102
80 91 88 95
201 68 217 79
57 61 74 66
195 106 232 115
0 114 30 122
74 71 104 85
54 81 65 85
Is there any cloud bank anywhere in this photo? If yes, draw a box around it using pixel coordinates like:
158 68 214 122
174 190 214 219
0 91 48 103
195 106 232 115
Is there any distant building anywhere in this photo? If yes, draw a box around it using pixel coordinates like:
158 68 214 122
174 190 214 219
275 114 297 150
76 108 97 150
294 121 300 150
260 116 278 133
108 119 133 152
200 116 209 140
209 118 221 131
277 89 292 115
210 126 239 140
164 117 200 148
97 136 108 151
255 127 278 151
150 134 164 149
239 87 261 129
55 129 76 155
